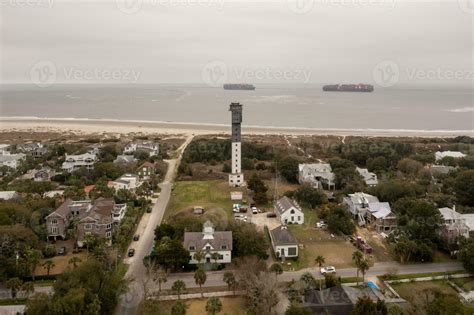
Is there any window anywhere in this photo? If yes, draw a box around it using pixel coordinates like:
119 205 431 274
51 227 58 234
290 209 295 214
51 219 58 225
218 254 223 260
298 216 301 221
206 245 211 251
85 224 92 230
189 246 195 251
107 223 112 229
106 231 112 238
221 245 227 250
291 216 294 221
288 247 297 256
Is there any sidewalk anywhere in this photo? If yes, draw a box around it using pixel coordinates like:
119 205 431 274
156 290 245 301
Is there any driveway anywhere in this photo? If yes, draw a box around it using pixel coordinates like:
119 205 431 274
251 212 280 231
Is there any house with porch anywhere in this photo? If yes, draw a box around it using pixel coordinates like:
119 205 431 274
17 142 47 158
356 167 378 187
62 153 97 173
270 225 299 260
0 152 26 170
34 167 55 182
274 196 304 225
124 140 160 157
298 163 336 190
183 221 232 264
113 154 137 164
112 174 141 192
137 161 156 179
435 151 466 161
439 207 470 244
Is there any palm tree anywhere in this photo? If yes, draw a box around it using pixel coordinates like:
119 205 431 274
25 247 43 281
315 255 325 268
269 263 283 280
6 278 22 300
42 260 55 276
171 300 188 315
68 256 82 269
223 271 236 295
172 280 186 300
193 250 205 265
22 281 34 298
359 258 370 283
155 268 169 293
352 250 364 285
205 297 223 315
194 267 207 297
300 272 316 289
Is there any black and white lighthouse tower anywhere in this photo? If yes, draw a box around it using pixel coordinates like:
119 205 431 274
229 103 244 187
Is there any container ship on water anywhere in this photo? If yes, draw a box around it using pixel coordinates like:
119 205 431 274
223 84 256 90
322 84 374 92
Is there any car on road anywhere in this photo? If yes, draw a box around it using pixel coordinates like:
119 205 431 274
57 246 67 256
320 266 336 274
146 207 152 213
128 248 135 257
133 234 140 241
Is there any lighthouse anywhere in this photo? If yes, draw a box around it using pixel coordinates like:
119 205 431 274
229 103 244 187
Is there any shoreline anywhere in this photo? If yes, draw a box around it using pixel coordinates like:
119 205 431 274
0 117 472 137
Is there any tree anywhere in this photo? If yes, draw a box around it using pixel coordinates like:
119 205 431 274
324 273 338 288
6 277 23 300
151 237 189 270
326 205 355 235
293 184 327 208
155 268 169 293
205 297 222 315
172 280 186 300
314 255 325 268
248 173 268 204
171 300 188 315
352 250 363 285
269 263 283 280
459 237 474 273
68 256 82 269
454 170 474 206
25 247 43 281
194 267 207 298
359 258 370 283
193 250 206 265
42 260 55 276
223 271 236 295
352 296 387 315
397 158 423 176
154 224 176 241
210 252 220 265
285 304 312 315
300 272 316 290
416 288 465 315
229 222 269 259
278 157 300 183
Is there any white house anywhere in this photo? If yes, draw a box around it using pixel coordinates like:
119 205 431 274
439 207 470 243
274 196 304 225
123 140 160 157
112 174 141 192
270 225 299 260
183 221 232 264
62 153 97 173
0 191 19 200
356 167 378 187
112 203 128 224
0 152 26 170
298 163 336 190
435 151 466 161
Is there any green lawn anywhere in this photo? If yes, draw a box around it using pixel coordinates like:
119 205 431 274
452 277 474 291
391 280 458 303
165 180 245 221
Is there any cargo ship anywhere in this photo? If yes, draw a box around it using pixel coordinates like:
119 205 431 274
223 84 255 90
323 84 374 92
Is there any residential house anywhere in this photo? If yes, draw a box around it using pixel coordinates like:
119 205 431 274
356 167 378 187
343 192 397 232
112 203 128 224
439 207 470 243
34 167 55 182
303 284 406 315
298 163 336 190
17 143 47 158
0 144 10 153
0 191 19 200
113 154 137 164
274 196 304 225
464 214 474 237
270 225 298 260
43 190 64 198
112 174 141 192
0 152 26 170
62 153 97 173
427 164 457 176
183 221 232 264
137 161 156 179
435 151 466 161
124 140 160 157
46 198 125 245
88 143 103 155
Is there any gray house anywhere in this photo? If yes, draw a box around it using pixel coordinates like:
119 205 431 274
270 225 299 260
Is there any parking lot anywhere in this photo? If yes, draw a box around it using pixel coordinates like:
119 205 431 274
250 212 280 231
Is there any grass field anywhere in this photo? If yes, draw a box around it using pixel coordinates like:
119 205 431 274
35 252 88 276
452 277 474 291
161 297 247 315
165 180 245 221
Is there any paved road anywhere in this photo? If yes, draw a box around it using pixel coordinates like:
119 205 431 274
116 136 193 315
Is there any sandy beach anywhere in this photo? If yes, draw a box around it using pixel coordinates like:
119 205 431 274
0 118 472 138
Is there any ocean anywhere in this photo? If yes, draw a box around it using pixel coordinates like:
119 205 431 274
0 84 472 132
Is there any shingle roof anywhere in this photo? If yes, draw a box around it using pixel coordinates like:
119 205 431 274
275 196 301 215
270 225 298 246
183 222 233 251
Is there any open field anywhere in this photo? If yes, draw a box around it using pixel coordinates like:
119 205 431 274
161 297 247 315
165 180 244 222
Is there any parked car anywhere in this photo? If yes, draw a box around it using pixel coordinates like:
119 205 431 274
133 234 140 241
57 246 67 256
251 206 258 214
316 221 327 228
128 248 135 257
266 212 277 218
320 266 336 274
146 207 152 213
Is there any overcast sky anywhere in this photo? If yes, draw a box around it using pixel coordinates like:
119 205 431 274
1 0 472 86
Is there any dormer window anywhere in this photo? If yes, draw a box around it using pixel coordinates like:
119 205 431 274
221 245 227 250
290 209 295 214
206 245 211 251
189 246 195 251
